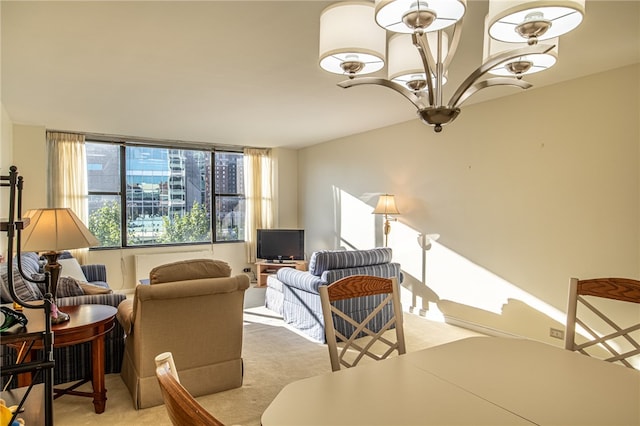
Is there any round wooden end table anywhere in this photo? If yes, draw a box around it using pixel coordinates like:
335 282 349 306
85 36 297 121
13 304 117 414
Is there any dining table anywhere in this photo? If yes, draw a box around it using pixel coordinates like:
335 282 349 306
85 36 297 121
261 336 640 425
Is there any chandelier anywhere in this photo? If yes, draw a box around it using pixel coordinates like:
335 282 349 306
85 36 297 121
319 0 585 132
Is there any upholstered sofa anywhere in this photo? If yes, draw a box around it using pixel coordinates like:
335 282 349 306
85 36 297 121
116 259 250 409
0 251 126 388
265 247 402 342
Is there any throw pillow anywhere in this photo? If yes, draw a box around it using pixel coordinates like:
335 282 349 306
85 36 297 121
78 282 112 295
31 272 47 295
56 276 85 298
58 258 89 282
0 263 42 303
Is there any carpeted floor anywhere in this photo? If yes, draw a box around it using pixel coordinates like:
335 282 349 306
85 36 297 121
52 307 484 425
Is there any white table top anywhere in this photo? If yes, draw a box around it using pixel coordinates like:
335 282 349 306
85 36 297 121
261 336 640 426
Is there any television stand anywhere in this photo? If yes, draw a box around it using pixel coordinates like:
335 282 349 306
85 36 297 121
256 261 307 287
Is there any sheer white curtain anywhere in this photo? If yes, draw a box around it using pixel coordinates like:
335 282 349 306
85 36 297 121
243 148 273 263
47 131 90 263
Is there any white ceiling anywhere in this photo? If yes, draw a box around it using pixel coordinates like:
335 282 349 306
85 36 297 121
2 1 639 149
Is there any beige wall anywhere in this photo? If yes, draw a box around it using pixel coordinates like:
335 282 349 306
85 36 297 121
298 64 640 344
272 148 299 229
12 124 47 211
1 103 14 259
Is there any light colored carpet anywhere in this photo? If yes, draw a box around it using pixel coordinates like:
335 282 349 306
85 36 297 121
53 307 484 425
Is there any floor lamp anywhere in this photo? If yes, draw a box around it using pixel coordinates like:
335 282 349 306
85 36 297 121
373 194 400 247
21 208 99 324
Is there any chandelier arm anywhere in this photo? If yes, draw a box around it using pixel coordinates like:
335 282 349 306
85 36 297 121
338 78 424 108
448 44 555 109
412 33 436 107
442 20 463 71
453 78 533 108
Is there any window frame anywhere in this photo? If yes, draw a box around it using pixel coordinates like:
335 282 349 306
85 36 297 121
86 138 245 249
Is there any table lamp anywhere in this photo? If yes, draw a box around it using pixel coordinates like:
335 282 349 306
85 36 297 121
373 194 400 247
21 208 100 323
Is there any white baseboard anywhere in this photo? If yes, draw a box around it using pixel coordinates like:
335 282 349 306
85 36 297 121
444 315 523 339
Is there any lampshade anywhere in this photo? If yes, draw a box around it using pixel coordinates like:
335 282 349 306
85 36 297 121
488 0 585 44
375 0 466 34
373 194 400 215
319 1 386 76
483 14 558 77
21 208 99 252
388 32 448 91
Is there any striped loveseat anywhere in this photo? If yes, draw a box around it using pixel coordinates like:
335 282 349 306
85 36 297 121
265 247 402 342
0 251 126 389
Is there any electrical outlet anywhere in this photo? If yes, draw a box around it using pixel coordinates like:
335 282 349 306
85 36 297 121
549 328 564 340
242 267 251 273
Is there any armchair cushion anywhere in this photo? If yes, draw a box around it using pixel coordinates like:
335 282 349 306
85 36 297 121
149 259 231 284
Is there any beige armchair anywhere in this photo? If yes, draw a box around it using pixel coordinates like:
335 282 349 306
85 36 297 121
117 259 250 409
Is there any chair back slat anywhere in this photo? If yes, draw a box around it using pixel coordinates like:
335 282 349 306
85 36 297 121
565 277 640 370
320 275 406 372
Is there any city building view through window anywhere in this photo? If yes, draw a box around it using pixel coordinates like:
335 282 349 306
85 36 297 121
86 142 244 247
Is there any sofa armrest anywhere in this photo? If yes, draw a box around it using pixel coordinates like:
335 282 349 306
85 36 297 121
276 268 326 294
81 264 107 283
116 298 134 335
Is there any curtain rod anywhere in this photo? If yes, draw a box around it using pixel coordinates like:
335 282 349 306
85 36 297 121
47 129 261 152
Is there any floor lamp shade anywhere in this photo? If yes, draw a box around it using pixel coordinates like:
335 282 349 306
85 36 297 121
373 194 400 216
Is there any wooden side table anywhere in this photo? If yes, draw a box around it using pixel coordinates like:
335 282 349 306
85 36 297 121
11 304 117 414
255 260 308 287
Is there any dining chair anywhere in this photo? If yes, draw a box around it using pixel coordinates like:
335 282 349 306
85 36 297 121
565 277 640 369
319 275 406 371
154 352 225 426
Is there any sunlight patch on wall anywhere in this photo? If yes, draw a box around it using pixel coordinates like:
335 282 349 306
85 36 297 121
337 189 376 250
427 240 565 324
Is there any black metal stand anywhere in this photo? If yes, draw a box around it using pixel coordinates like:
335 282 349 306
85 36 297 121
1 166 54 426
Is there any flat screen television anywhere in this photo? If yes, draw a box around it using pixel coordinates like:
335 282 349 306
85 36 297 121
257 229 305 262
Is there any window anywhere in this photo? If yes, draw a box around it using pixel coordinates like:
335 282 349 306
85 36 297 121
86 141 245 248
215 152 245 241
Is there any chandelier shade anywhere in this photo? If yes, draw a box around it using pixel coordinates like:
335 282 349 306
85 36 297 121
484 12 559 78
483 37 558 77
488 0 585 44
375 0 467 33
319 1 386 76
388 33 449 90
